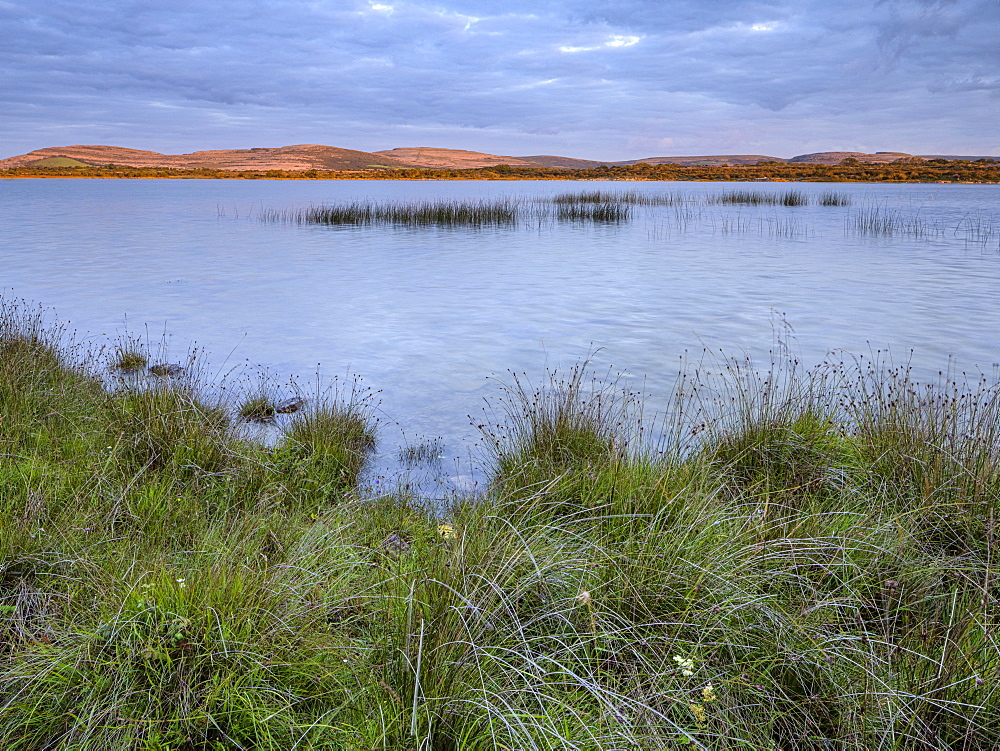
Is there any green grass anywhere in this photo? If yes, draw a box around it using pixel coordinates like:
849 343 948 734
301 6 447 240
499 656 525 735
1 298 998 749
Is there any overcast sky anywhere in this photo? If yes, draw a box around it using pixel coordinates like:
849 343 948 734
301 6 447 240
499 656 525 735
1 0 997 159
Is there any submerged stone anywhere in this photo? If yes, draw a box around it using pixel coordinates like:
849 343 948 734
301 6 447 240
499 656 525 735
148 363 184 377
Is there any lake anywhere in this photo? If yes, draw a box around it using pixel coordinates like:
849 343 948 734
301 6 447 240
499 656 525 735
3 178 998 491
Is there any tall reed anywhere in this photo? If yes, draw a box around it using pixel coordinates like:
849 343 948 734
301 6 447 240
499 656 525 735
550 190 684 206
850 204 942 238
262 197 634 227
709 189 809 206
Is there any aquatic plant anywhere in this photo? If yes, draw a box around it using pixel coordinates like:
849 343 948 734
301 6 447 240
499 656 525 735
398 436 444 467
263 196 639 228
850 204 943 238
554 201 631 222
709 189 809 206
268 198 523 227
818 190 852 206
549 190 684 206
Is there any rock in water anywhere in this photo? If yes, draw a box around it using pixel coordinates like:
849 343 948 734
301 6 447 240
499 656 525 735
275 396 306 414
148 363 184 377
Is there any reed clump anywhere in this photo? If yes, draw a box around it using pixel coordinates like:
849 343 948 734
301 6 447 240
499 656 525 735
709 189 809 206
850 204 943 238
1 297 997 749
550 190 683 206
555 201 631 222
818 190 852 206
263 196 635 228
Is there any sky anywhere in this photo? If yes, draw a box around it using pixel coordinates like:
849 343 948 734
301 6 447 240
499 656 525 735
1 0 998 160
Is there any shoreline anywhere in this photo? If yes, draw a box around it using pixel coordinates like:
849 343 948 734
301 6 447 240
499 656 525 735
3 161 999 183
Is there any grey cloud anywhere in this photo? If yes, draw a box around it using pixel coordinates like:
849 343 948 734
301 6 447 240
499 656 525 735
0 0 997 158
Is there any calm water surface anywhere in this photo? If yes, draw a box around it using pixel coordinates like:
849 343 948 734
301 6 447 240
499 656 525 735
3 178 999 489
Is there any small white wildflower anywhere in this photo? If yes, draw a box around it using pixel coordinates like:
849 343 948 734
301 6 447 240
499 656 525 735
176 578 187 589
577 590 592 606
673 655 695 676
702 683 717 702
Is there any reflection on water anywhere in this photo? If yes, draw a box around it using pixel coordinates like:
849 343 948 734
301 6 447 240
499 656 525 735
2 178 998 491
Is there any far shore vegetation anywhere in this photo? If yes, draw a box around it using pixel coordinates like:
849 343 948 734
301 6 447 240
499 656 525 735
1 295 998 749
3 157 999 182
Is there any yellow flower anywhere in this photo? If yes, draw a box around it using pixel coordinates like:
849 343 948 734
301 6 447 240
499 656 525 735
689 703 706 723
437 524 457 540
702 683 717 702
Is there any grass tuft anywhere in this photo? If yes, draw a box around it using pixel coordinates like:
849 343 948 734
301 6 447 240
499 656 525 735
110 347 148 372
238 393 276 422
277 385 378 493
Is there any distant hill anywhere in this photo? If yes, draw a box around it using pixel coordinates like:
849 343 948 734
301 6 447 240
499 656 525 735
0 144 416 171
370 147 615 170
920 154 1000 162
371 147 543 169
508 155 612 169
787 151 916 165
625 155 785 166
0 144 995 172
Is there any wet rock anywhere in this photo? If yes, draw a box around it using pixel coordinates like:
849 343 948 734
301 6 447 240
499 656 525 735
275 396 306 414
148 363 184 377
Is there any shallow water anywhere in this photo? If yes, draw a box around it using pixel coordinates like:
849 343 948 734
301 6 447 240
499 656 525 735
3 178 998 490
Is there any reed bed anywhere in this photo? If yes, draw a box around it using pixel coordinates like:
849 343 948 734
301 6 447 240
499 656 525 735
818 190 852 206
550 189 684 206
555 201 631 222
267 198 522 227
262 196 635 228
2 296 996 749
850 204 943 238
760 215 809 238
954 210 998 248
708 189 809 206
260 192 995 251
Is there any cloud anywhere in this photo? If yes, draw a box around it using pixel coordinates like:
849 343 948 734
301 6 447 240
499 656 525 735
0 0 997 158
559 34 641 52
